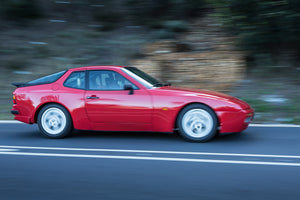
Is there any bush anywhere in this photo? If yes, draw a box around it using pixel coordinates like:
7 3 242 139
126 0 207 27
211 0 300 68
150 29 176 39
163 20 188 32
0 0 42 21
91 0 124 31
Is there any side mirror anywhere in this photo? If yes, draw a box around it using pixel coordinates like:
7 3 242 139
124 84 134 95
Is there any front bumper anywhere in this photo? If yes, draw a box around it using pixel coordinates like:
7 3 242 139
217 108 254 133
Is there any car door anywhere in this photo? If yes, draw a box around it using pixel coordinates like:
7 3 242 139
85 70 153 131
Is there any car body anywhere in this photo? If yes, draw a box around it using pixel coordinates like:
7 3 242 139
11 65 254 142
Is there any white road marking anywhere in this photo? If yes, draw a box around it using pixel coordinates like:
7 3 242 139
0 120 23 124
0 151 300 167
0 145 300 159
249 124 300 128
0 148 19 152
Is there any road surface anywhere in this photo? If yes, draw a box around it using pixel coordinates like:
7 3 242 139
0 123 300 200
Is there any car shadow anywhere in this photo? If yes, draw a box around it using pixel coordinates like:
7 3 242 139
214 130 256 143
13 124 254 144
71 130 182 141
69 130 253 143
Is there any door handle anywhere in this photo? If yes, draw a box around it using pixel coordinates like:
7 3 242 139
86 96 99 99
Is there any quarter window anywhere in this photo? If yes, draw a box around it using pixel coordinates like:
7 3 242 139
88 70 138 90
64 71 86 89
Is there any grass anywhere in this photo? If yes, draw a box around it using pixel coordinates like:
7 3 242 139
230 69 300 124
0 100 14 120
241 98 275 113
291 117 300 124
240 97 300 124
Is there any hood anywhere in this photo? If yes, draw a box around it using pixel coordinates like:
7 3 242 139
158 86 232 99
157 86 250 109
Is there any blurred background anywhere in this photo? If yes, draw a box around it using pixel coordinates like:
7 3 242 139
0 0 299 123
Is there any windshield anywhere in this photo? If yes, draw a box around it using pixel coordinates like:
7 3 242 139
122 67 163 88
28 70 66 85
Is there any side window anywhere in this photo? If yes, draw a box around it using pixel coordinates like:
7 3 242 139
64 71 86 89
88 70 138 91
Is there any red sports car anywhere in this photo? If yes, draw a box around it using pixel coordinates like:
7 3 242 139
11 66 254 142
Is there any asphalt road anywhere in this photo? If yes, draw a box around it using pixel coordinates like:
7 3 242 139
0 123 300 200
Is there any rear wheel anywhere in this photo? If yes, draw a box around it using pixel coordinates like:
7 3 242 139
37 104 73 138
177 104 218 142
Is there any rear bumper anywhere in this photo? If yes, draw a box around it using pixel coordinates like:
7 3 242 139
11 107 33 124
11 110 19 115
217 108 254 133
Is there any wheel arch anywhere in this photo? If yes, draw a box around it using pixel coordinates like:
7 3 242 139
34 102 72 124
174 102 220 130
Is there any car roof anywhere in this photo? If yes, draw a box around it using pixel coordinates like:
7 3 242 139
69 65 126 72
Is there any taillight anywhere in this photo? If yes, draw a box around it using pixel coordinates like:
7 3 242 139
13 95 17 104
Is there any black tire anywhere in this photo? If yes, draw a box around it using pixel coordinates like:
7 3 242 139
177 104 218 142
37 104 73 138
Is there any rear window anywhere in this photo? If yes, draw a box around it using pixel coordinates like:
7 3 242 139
27 70 66 85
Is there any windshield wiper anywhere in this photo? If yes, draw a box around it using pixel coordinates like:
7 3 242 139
152 83 171 87
152 83 164 87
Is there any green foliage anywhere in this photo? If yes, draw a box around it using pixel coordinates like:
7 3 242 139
210 0 300 67
91 0 125 31
0 0 42 21
7 56 29 70
150 29 176 39
90 0 206 31
33 45 50 58
127 0 207 27
163 20 188 32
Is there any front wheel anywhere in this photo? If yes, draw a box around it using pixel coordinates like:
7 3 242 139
177 104 218 142
37 104 73 138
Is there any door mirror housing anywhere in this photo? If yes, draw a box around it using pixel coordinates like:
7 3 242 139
124 84 134 95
